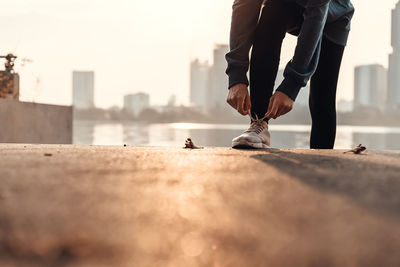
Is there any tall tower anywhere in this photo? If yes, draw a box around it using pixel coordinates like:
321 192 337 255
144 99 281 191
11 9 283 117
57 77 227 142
190 59 209 112
388 1 400 110
73 71 95 110
354 65 387 111
208 44 230 113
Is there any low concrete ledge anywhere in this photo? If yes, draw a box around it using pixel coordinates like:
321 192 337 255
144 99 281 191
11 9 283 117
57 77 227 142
0 99 72 144
0 145 399 266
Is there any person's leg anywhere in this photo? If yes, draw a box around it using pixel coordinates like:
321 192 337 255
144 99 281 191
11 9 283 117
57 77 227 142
249 0 289 122
309 37 345 149
250 1 304 122
233 1 303 149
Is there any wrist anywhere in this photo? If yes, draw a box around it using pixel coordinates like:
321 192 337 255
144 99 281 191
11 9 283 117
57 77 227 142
227 69 249 89
276 78 301 101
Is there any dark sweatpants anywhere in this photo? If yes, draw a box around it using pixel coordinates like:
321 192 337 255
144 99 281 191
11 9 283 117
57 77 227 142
250 0 345 149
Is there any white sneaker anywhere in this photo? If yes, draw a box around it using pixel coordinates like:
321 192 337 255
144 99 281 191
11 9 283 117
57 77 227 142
232 119 270 149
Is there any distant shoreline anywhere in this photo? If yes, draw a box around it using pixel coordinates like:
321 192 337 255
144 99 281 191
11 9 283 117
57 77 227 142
73 106 400 128
73 119 400 128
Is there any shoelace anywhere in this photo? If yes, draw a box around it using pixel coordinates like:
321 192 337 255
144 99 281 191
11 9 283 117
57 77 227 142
246 113 268 134
249 113 268 123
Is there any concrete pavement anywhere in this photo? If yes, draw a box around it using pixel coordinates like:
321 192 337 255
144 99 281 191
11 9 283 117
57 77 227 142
0 144 400 266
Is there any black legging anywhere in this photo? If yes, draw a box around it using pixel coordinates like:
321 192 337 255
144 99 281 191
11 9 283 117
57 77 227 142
249 0 345 149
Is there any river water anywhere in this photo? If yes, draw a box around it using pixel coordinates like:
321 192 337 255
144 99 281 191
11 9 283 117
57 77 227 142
73 120 400 150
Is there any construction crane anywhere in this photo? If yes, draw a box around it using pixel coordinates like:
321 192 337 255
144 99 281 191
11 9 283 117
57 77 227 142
0 53 20 100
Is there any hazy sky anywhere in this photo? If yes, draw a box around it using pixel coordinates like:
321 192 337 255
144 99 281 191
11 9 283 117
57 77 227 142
0 0 398 107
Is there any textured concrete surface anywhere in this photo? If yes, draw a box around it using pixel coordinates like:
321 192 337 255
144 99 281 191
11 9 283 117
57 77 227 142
0 144 400 267
0 99 72 144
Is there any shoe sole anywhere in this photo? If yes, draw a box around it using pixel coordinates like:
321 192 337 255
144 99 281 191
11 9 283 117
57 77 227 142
232 140 269 149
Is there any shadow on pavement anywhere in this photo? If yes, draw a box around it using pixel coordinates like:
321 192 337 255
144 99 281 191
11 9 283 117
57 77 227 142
251 150 400 220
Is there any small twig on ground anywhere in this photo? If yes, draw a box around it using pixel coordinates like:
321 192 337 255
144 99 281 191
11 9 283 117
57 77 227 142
44 153 53 157
184 138 204 149
344 144 367 154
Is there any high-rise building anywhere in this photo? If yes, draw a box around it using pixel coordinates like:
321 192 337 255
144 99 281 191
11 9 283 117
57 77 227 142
354 64 387 111
275 69 310 107
190 59 209 111
72 71 94 110
388 1 400 110
208 44 230 113
123 93 150 116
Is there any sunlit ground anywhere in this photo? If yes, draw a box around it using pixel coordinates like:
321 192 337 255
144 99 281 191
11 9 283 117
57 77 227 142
1 145 400 266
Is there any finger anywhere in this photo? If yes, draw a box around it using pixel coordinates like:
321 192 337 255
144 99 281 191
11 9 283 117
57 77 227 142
269 103 280 119
236 97 246 115
266 101 278 119
266 97 274 118
275 106 285 119
227 97 236 109
226 97 232 106
242 94 248 114
236 101 242 114
248 98 252 115
274 105 284 120
244 94 251 115
272 109 278 119
240 95 248 115
279 106 291 117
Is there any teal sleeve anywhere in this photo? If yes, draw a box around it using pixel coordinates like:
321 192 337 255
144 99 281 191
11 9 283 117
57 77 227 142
276 1 330 101
225 0 263 89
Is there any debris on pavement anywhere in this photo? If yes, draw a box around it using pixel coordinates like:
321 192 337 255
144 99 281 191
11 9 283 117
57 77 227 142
44 153 53 157
184 138 204 149
344 144 367 154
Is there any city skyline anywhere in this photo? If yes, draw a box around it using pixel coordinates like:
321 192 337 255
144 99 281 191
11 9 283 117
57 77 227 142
353 2 400 112
0 0 398 108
